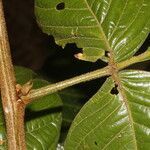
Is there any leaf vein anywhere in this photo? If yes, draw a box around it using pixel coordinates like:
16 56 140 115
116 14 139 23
76 104 121 149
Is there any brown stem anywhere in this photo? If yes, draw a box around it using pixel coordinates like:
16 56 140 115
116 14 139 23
0 1 26 150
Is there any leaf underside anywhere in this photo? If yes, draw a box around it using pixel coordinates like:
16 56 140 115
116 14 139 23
0 0 149 149
64 70 150 150
35 0 150 149
35 0 150 62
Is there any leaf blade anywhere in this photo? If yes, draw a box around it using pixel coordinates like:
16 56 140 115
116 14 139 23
64 70 150 150
35 0 150 62
0 67 62 150
26 79 62 150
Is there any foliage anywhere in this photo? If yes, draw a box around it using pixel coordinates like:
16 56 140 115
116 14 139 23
65 71 150 149
35 0 150 62
0 0 150 149
34 0 150 149
0 67 62 150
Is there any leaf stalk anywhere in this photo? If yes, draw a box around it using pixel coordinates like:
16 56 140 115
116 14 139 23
27 49 150 102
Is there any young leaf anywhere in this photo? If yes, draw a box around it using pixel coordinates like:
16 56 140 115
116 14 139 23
35 0 150 62
0 67 62 150
64 70 150 150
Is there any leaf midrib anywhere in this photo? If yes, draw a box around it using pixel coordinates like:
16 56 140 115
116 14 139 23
83 0 138 149
83 0 111 51
115 76 138 150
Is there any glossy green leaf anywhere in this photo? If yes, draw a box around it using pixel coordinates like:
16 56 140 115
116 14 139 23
58 88 85 143
0 67 62 150
59 88 85 127
26 79 62 150
65 70 150 150
35 0 150 62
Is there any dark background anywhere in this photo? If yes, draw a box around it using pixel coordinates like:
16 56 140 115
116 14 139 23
3 0 150 96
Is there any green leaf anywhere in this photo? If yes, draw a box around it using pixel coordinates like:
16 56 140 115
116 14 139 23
64 70 150 150
0 67 62 150
26 79 62 150
58 88 86 143
15 66 37 84
59 88 85 127
35 0 150 62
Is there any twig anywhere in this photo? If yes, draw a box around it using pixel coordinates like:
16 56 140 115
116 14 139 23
0 1 26 150
0 0 149 148
27 49 150 102
27 66 110 102
117 49 150 69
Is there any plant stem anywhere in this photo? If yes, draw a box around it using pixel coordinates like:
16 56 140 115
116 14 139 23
27 50 150 102
27 66 110 101
117 49 150 69
0 1 26 150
